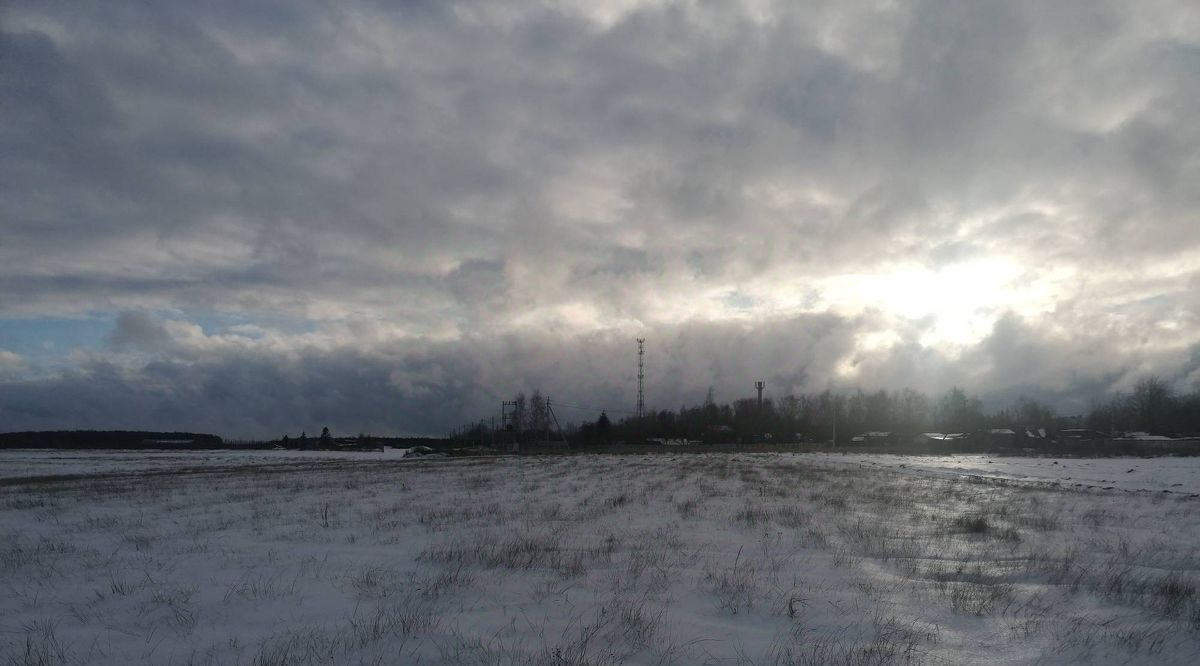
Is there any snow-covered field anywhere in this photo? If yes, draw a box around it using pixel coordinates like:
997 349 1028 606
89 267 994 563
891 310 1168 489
4 452 1200 664
816 453 1200 495
0 448 414 482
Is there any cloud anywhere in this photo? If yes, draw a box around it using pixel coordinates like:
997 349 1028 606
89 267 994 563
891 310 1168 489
108 312 176 352
1 1 1198 433
0 309 1196 438
0 350 24 380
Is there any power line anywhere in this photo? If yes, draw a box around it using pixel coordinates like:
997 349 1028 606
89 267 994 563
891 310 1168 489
551 401 638 416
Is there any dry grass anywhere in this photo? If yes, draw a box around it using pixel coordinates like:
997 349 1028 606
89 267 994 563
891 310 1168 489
2 452 1200 664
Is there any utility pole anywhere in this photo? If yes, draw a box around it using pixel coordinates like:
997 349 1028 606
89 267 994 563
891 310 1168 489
547 397 568 446
831 403 837 446
636 338 646 420
501 401 515 431
755 380 766 441
501 400 518 452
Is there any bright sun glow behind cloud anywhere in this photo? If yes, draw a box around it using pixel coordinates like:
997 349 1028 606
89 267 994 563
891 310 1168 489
818 257 1054 347
3 0 1199 438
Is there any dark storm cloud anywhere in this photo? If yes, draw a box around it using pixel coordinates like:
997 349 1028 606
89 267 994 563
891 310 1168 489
0 312 856 437
1 0 1198 434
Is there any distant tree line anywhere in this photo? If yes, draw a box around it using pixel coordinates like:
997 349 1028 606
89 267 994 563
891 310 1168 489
571 386 1013 445
506 390 554 436
1082 377 1200 435
546 376 1199 446
0 431 224 449
273 429 454 451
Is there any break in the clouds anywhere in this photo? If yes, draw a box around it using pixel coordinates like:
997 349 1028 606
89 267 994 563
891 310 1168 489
2 1 1198 437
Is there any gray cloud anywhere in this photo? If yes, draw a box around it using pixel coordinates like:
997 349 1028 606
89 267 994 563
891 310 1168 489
107 311 175 352
1 0 1198 434
0 310 1196 438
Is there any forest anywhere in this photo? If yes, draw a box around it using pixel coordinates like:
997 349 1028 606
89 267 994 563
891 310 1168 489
488 377 1200 446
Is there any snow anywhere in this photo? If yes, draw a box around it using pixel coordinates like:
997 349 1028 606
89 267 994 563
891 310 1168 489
0 447 414 481
1123 433 1177 441
814 452 1200 494
3 451 1200 664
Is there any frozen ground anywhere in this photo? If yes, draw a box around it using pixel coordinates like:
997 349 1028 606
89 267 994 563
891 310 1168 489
812 453 1200 495
0 448 413 482
3 452 1200 664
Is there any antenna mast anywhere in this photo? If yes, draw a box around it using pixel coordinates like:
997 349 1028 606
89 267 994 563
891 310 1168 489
636 338 645 419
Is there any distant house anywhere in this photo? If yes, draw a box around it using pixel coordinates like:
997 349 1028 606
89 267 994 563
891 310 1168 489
850 432 892 445
924 432 969 444
648 438 695 446
1117 432 1175 442
334 437 385 452
1058 428 1109 442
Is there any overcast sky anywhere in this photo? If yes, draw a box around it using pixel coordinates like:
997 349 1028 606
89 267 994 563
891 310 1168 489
2 1 1198 438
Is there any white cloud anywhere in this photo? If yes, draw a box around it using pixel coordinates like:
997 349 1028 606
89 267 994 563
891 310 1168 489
1 0 1198 432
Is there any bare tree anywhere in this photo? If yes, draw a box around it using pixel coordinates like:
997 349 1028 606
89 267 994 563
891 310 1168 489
1132 376 1172 433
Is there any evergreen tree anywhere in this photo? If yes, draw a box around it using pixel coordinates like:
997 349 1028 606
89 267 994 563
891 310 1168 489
597 411 611 442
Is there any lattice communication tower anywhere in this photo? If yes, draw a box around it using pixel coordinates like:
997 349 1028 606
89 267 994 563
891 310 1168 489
636 338 645 419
